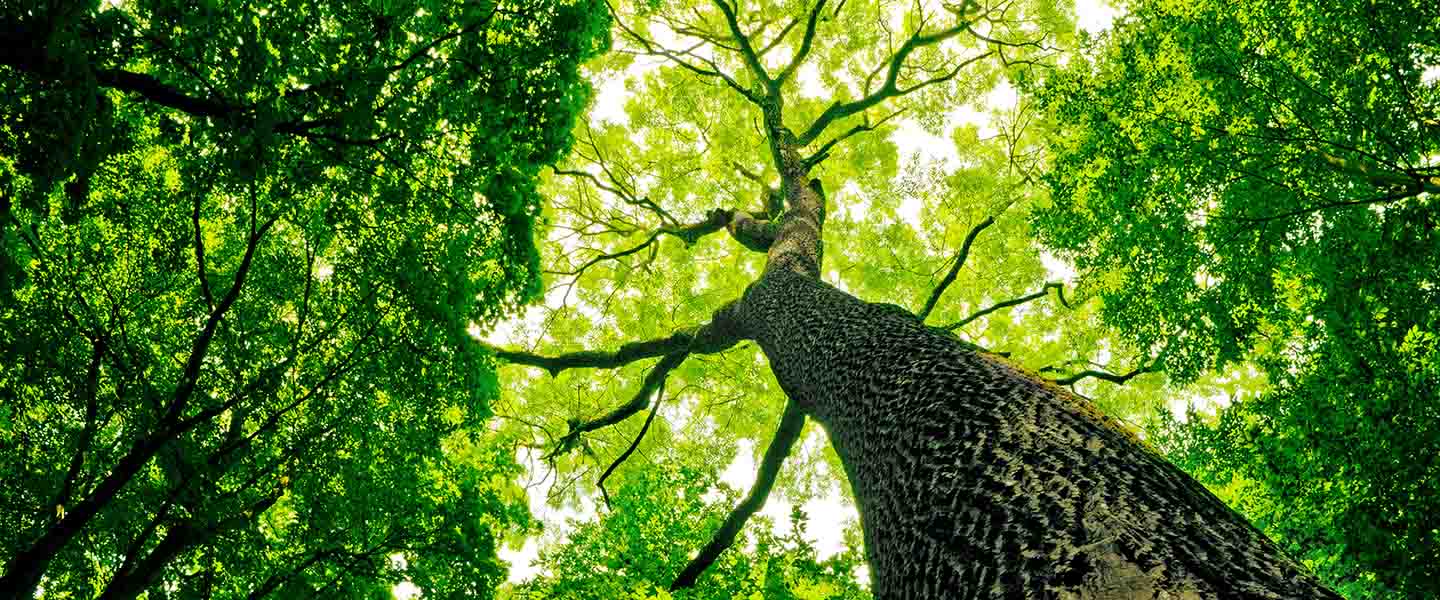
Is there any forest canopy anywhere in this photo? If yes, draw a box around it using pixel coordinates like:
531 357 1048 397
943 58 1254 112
1 0 608 597
1 0 1436 598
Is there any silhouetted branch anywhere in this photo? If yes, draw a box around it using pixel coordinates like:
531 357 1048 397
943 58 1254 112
756 17 801 57
493 331 697 376
795 14 988 145
607 0 763 105
1230 188 1426 224
774 0 829 86
802 109 903 169
942 282 1065 331
493 304 746 460
1049 358 1162 387
545 351 687 460
597 379 667 510
712 0 774 90
553 168 677 227
918 216 995 322
544 209 734 278
671 400 806 590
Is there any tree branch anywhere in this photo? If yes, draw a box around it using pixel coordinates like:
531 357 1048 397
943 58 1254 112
1048 358 1162 387
597 378 667 510
554 167 677 227
755 17 801 58
711 0 774 90
795 17 986 146
671 400 806 590
53 338 106 519
545 209 733 279
774 0 829 86
942 282 1064 332
607 0 764 105
726 211 777 252
165 211 277 423
545 351 688 460
1230 188 1426 224
802 109 903 170
494 331 695 376
918 216 995 322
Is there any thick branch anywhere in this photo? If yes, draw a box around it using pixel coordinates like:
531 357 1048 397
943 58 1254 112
98 494 281 600
496 303 746 459
942 282 1065 332
493 296 745 377
727 211 777 252
774 0 829 86
494 332 694 376
711 0 774 90
918 216 995 322
671 400 806 591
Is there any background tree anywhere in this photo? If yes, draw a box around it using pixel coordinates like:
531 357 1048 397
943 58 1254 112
1036 0 1439 596
0 0 607 597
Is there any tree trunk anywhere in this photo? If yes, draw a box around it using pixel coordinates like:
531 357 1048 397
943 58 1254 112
736 267 1339 599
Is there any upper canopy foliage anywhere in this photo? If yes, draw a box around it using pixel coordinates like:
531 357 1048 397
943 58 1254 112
0 0 607 597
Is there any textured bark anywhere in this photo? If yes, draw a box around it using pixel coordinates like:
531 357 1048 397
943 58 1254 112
734 267 1340 599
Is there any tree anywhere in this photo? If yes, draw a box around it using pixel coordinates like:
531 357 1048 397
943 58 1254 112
1036 0 1438 595
0 0 607 597
484 0 1342 596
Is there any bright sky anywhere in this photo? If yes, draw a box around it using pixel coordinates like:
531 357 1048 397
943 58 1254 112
478 0 1125 591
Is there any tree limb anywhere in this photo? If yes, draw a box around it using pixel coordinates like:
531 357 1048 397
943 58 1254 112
1049 358 1162 387
671 400 806 590
52 338 106 519
607 0 764 105
545 351 688 460
597 378 666 510
795 16 986 146
942 282 1064 331
553 167 677 227
802 109 904 170
192 184 215 311
755 17 802 58
711 0 774 90
1231 188 1427 224
774 0 829 86
545 209 735 278
494 331 696 376
918 216 995 322
727 211 778 252
494 303 746 460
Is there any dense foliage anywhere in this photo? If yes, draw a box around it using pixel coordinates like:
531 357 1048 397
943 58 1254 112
1038 0 1439 595
511 445 869 600
0 0 607 597
3 0 1437 596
